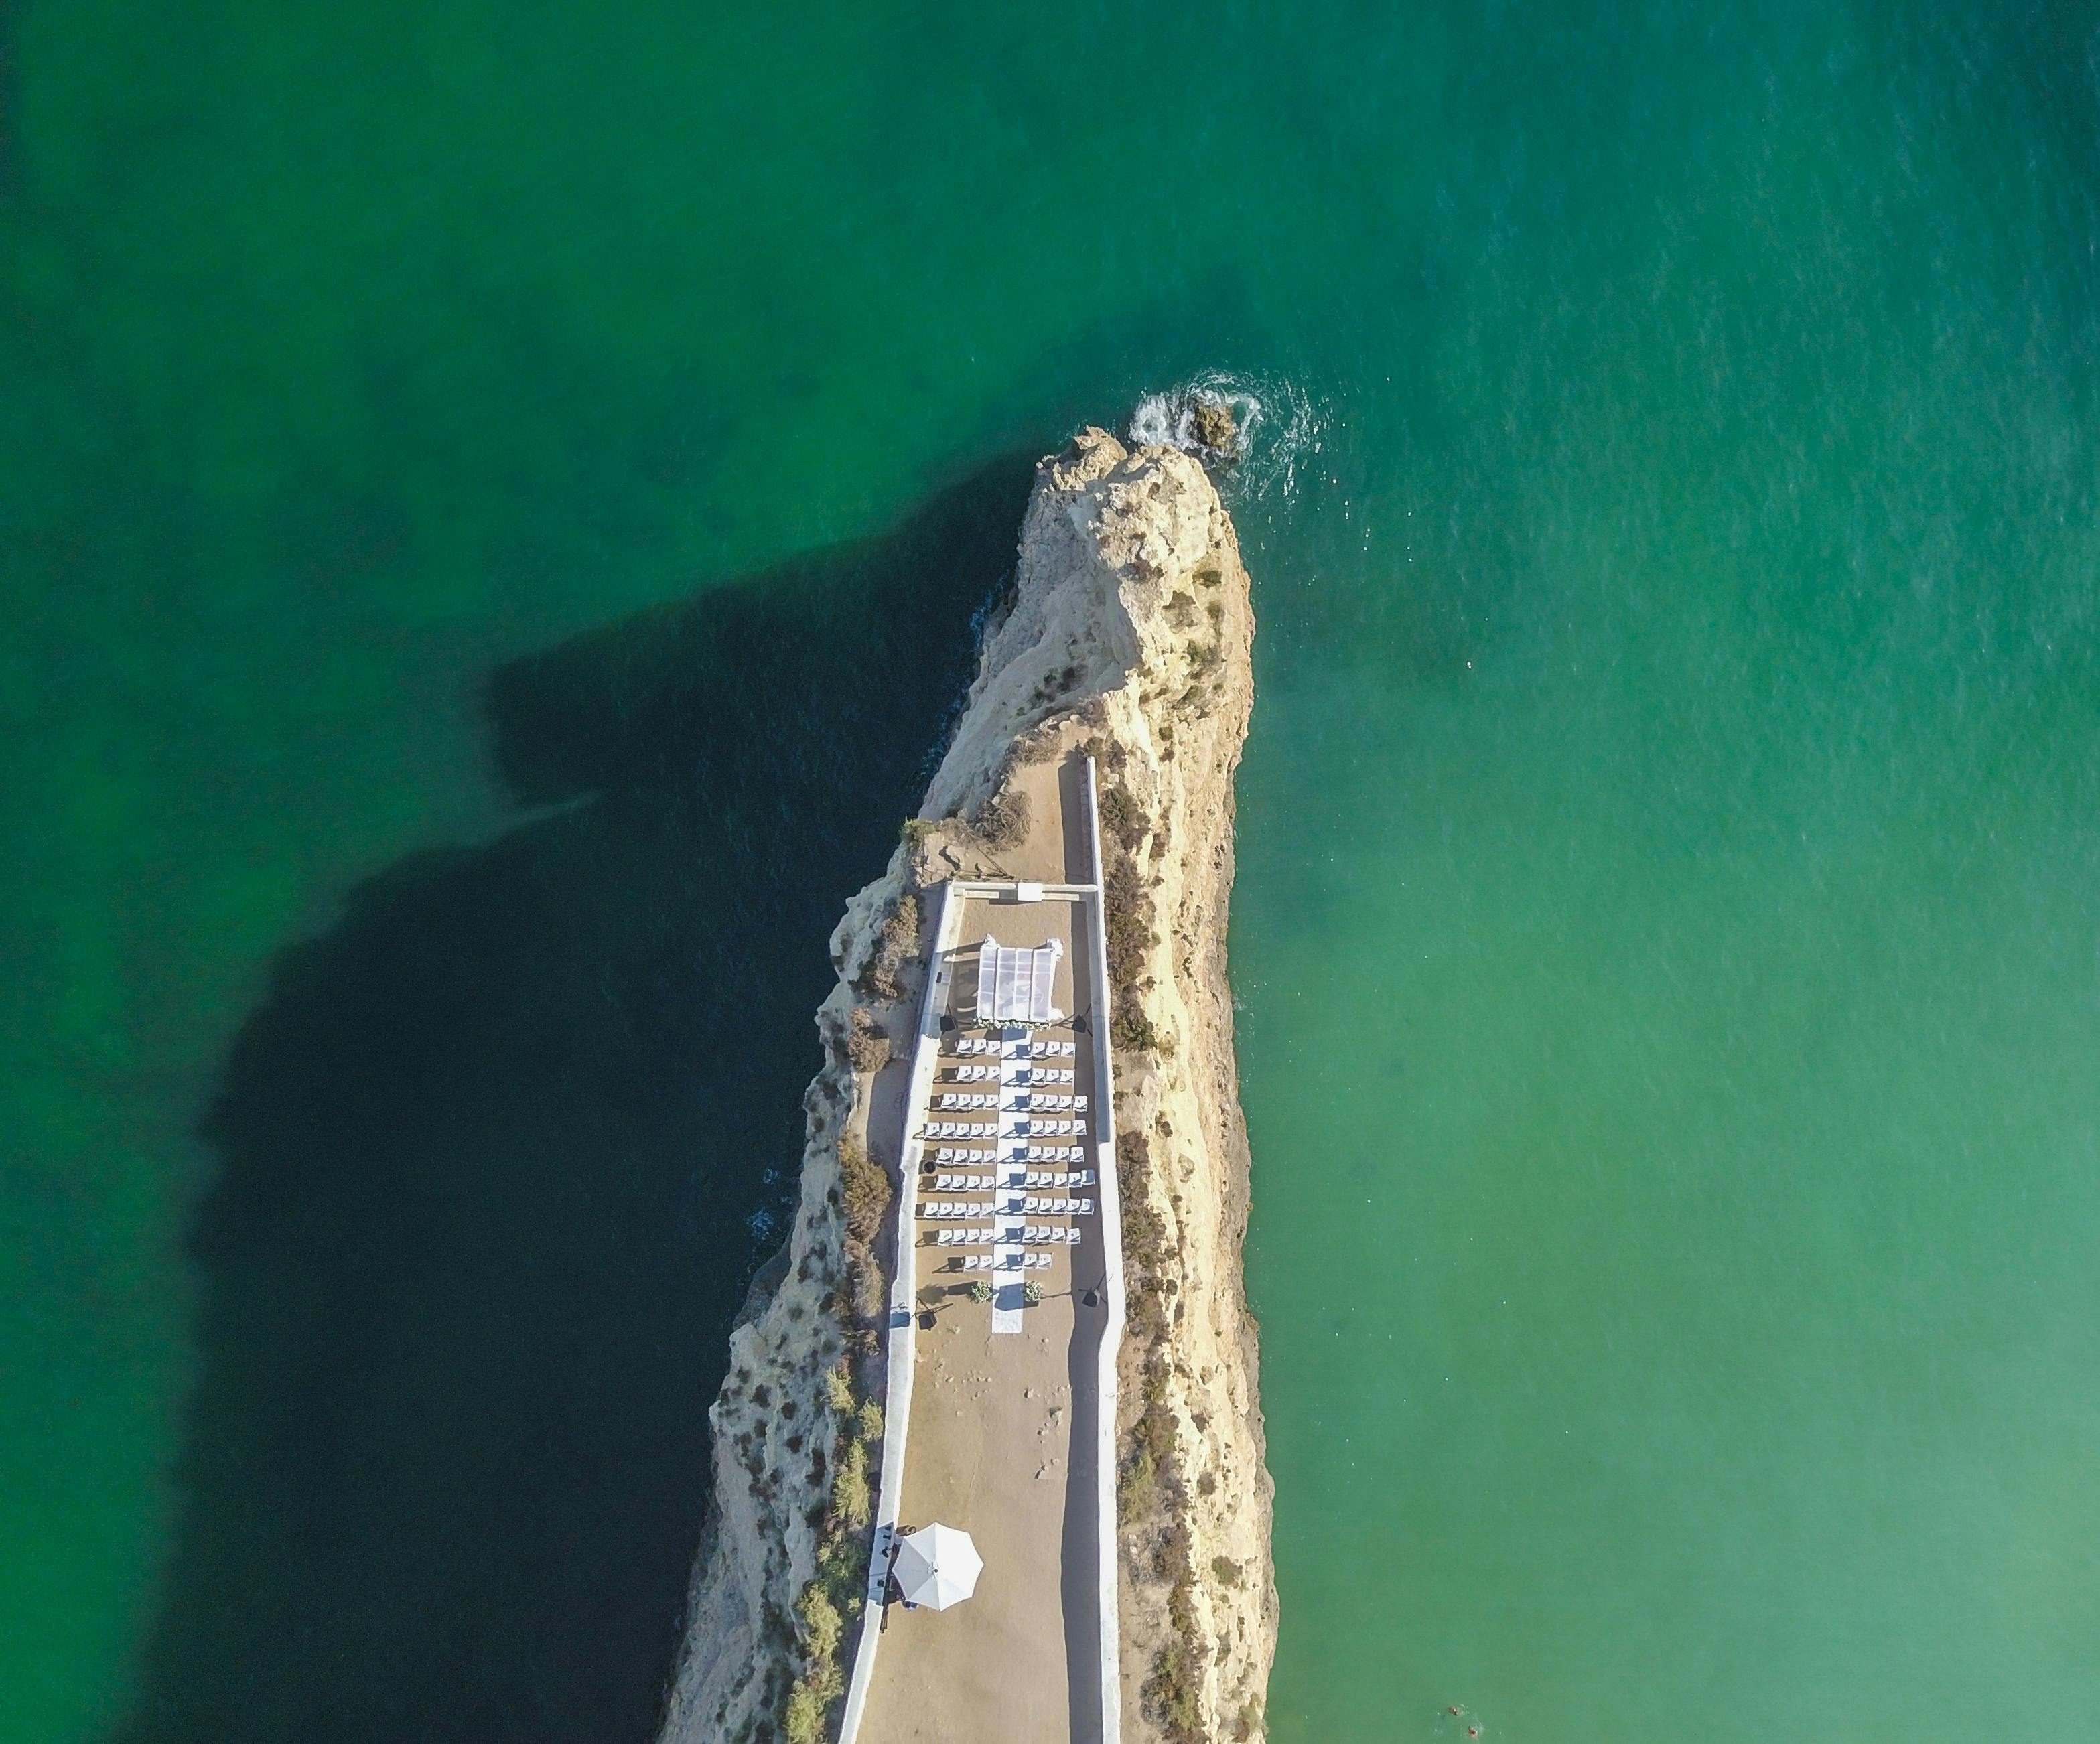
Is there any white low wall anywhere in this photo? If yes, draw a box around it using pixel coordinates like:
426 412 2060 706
1080 756 1127 1744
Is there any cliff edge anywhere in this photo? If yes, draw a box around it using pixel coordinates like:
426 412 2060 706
657 429 1273 1744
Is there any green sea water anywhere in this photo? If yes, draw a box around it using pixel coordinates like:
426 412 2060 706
5 3 2099 1740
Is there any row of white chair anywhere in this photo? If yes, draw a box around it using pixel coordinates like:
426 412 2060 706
1021 1196 1093 1216
959 1252 1055 1270
930 1145 997 1163
924 1121 996 1139
930 1226 1083 1246
954 1037 1076 1058
938 1092 998 1110
1020 1170 1094 1189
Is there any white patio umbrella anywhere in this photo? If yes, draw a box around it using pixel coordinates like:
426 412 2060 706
892 1522 983 1611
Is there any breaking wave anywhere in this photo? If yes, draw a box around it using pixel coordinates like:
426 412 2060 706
1127 369 1327 502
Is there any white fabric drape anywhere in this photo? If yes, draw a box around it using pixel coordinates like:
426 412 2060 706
978 936 1062 1023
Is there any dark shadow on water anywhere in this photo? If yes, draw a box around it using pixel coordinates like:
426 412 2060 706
114 453 1036 1744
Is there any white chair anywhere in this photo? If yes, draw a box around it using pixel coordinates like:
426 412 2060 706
1079 1199 1093 1216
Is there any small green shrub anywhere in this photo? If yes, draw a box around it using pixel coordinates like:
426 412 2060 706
1144 1637 1202 1743
1098 784 1147 852
814 1531 869 1613
1103 855 1154 986
1133 1400 1176 1470
782 1683 827 1744
855 1398 884 1444
796 1585 843 1662
969 1279 995 1303
861 893 922 1000
1210 1555 1243 1587
847 1007 890 1074
1121 1445 1159 1519
831 1440 871 1530
838 1134 891 1249
1021 1279 1044 1307
849 1258 886 1322
900 816 935 847
1111 1006 1161 1053
824 1364 855 1416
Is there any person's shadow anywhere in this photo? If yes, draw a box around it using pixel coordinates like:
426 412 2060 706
113 453 1036 1744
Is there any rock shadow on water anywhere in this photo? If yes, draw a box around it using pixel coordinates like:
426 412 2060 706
113 455 1036 1744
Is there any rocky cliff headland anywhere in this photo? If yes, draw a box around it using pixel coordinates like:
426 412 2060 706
657 429 1273 1744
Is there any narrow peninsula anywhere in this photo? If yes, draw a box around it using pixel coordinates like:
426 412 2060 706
658 429 1273 1744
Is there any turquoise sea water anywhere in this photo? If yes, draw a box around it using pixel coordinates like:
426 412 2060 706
6 3 2099 1739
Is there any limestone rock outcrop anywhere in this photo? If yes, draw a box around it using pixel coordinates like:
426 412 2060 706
657 430 1272 1744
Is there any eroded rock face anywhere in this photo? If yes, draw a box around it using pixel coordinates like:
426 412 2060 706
657 431 1271 1744
1188 396 1238 458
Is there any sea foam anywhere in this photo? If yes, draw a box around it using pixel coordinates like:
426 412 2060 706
1128 368 1326 502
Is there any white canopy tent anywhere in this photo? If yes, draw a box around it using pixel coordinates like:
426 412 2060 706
892 1522 983 1611
977 936 1063 1025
